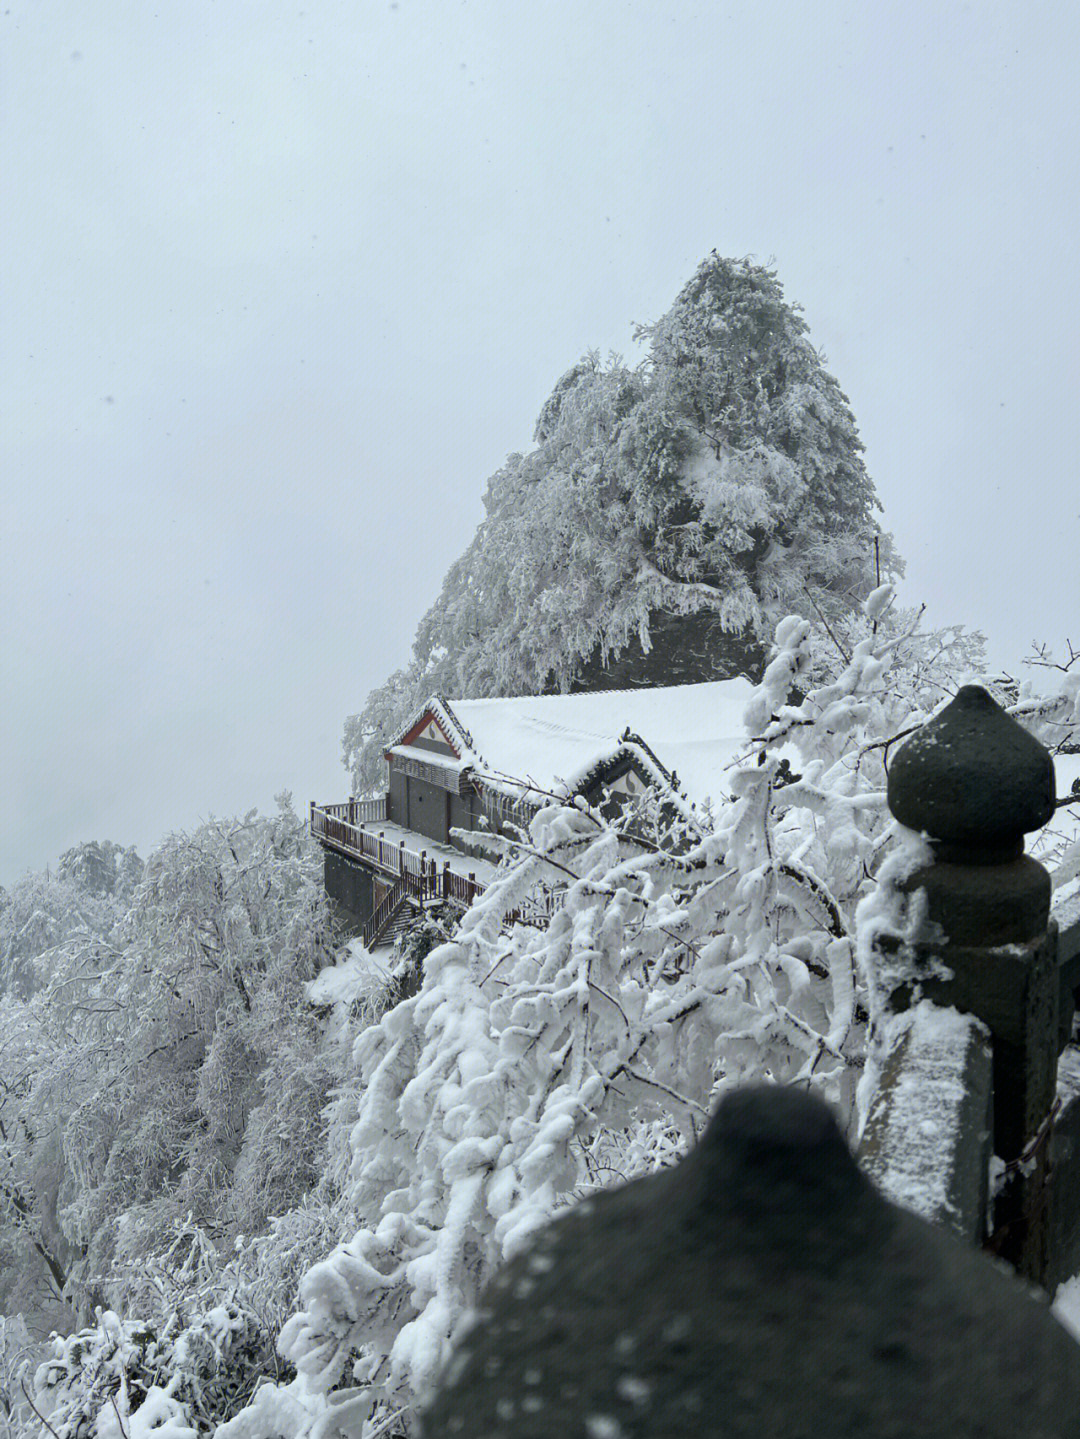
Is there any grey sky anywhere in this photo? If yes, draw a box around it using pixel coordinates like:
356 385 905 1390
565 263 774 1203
2 1 1078 885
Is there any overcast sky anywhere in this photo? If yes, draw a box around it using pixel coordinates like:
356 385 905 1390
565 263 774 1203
2 1 1078 885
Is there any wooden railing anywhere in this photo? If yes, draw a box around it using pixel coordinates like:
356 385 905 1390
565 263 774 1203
311 800 559 931
443 866 481 907
320 796 388 825
362 874 408 949
311 801 486 910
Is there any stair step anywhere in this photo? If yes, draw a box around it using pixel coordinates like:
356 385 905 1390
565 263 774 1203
366 897 421 949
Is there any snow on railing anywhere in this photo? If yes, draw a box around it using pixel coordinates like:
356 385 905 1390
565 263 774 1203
860 1002 993 1244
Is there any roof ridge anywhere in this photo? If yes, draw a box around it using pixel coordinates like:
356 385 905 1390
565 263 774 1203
433 693 475 752
449 678 751 706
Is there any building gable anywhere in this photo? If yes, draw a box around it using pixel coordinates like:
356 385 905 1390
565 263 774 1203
601 764 648 801
395 709 461 758
577 749 666 810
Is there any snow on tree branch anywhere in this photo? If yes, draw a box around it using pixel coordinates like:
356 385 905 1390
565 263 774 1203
227 597 1046 1438
344 255 897 794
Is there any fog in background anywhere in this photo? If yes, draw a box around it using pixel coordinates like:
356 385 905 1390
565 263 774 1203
3 1 1078 885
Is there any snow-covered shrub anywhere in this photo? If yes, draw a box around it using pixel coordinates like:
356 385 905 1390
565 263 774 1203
0 1313 37 1439
230 1199 358 1344
32 1310 187 1438
29 1301 283 1439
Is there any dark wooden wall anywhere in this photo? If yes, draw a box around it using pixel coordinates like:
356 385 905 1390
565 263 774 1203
323 849 375 926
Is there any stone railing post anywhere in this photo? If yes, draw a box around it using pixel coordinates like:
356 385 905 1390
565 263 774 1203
884 684 1056 1275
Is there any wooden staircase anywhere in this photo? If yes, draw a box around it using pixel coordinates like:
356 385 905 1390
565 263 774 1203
362 875 410 949
358 855 559 950
371 902 417 949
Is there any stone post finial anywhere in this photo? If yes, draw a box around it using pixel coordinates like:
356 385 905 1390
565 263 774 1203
884 684 1055 949
420 1087 1080 1438
887 685 1054 854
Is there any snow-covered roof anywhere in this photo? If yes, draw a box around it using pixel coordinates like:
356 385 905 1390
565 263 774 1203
385 744 467 774
433 679 758 810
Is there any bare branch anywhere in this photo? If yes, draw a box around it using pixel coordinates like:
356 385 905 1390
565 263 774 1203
802 586 850 665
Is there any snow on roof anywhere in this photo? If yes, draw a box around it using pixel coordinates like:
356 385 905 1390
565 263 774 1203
441 679 757 809
385 744 466 773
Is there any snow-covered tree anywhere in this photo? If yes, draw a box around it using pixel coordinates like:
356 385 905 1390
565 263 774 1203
55 803 337 1309
0 801 340 1340
0 860 123 1002
12 603 1076 1437
345 255 895 792
219 595 1080 1439
56 841 144 901
0 858 138 1331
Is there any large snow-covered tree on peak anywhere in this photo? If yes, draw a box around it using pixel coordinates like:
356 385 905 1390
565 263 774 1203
345 254 895 792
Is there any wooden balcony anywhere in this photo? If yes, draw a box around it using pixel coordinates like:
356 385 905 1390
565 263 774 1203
311 798 487 909
310 798 557 929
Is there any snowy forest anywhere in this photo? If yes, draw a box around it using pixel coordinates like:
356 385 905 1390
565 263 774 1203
4 256 1080 1438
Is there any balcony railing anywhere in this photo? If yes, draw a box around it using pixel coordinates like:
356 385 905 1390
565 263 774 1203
310 799 557 928
311 799 486 911
319 796 388 825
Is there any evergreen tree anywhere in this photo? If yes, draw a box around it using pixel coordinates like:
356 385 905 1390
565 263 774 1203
345 253 895 792
56 841 143 901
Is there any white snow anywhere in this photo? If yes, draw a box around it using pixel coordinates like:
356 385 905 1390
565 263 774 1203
95 1386 197 1439
446 678 757 810
1054 1275 1080 1341
615 1375 652 1404
386 744 467 774
584 1417 625 1439
863 582 895 622
306 949 378 1007
1057 1044 1080 1105
213 1381 309 1439
860 1001 989 1227
364 820 498 883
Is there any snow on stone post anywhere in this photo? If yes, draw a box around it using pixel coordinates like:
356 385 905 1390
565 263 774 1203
879 684 1057 1279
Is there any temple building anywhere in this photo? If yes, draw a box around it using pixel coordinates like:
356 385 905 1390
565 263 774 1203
310 679 755 947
